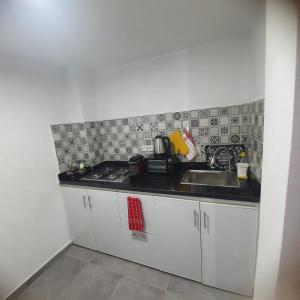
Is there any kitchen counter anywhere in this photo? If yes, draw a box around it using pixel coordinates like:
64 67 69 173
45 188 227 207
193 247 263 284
58 161 260 205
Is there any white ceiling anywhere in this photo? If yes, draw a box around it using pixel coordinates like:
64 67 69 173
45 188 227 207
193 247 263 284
0 0 261 70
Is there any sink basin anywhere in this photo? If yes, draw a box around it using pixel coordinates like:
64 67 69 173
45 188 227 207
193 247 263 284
180 170 240 188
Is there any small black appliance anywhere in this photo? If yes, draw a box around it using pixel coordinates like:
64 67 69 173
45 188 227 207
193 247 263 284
128 154 145 177
145 154 179 174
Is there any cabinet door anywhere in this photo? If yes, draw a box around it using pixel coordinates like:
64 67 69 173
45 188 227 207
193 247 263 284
62 187 97 250
121 229 159 268
117 193 158 234
155 196 202 282
88 190 122 257
200 202 258 296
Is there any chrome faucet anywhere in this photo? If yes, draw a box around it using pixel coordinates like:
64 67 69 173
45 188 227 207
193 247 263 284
209 147 232 174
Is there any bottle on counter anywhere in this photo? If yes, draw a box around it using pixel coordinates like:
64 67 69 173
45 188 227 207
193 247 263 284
239 151 248 163
236 151 249 179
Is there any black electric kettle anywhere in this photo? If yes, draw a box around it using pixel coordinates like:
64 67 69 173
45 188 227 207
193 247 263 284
153 135 171 156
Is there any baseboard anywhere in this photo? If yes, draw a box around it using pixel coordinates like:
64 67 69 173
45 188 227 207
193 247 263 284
5 241 73 300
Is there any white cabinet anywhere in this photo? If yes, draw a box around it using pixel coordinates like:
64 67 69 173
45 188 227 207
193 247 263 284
62 187 97 250
62 187 122 256
62 186 258 296
117 192 158 234
121 229 159 268
88 190 122 257
117 192 159 267
200 202 258 296
154 196 202 282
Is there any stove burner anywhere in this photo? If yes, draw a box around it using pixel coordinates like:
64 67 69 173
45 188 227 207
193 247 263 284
120 169 129 175
81 166 129 183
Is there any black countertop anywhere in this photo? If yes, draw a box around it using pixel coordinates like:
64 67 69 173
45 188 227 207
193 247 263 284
58 161 260 203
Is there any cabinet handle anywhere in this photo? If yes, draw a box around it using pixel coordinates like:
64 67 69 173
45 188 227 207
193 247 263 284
82 195 87 208
132 231 146 238
196 212 200 231
194 210 197 227
204 212 208 229
88 196 93 208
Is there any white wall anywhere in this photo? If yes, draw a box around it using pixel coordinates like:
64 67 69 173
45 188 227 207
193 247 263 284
249 2 266 101
275 6 300 299
93 33 251 120
0 57 81 299
254 0 298 299
67 69 98 121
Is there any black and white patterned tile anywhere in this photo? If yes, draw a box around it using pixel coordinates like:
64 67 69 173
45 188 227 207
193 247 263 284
51 100 264 179
199 109 209 118
247 99 264 181
220 107 229 116
173 112 181 120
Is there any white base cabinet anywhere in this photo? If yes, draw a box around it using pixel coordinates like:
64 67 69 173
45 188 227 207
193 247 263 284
154 196 202 282
62 186 258 296
117 192 159 267
200 202 258 296
62 187 97 250
117 193 158 234
121 229 159 268
88 190 122 257
62 187 122 256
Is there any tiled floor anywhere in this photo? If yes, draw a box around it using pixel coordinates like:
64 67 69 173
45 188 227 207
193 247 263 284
10 245 252 300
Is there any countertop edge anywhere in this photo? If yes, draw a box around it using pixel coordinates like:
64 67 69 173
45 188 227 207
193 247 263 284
59 183 260 208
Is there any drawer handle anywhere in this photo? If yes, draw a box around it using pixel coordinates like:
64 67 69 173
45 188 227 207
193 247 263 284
194 210 200 231
88 196 93 208
82 195 87 208
132 231 147 240
204 212 208 230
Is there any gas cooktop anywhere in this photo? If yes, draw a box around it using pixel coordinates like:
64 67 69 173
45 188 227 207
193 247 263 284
81 166 129 183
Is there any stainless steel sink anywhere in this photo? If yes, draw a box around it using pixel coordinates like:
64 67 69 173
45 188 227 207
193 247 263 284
180 170 240 188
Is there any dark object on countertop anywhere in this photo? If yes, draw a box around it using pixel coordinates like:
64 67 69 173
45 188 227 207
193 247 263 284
145 154 180 174
128 154 145 177
77 168 88 175
205 144 246 170
65 160 90 177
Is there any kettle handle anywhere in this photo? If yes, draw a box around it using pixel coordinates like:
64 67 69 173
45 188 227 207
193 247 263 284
163 136 171 154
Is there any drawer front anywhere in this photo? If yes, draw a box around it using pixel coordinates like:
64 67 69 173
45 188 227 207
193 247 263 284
117 193 158 234
121 228 159 269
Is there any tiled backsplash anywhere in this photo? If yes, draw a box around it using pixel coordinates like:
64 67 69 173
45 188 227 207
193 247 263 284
51 100 264 181
248 100 264 181
51 122 103 170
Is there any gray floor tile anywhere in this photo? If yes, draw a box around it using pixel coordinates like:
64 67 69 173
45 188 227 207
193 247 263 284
125 263 171 290
28 254 86 299
10 246 252 300
64 245 97 262
9 288 47 300
213 289 252 300
167 276 220 300
91 251 170 290
58 263 122 300
91 251 132 275
167 276 252 300
110 277 165 300
163 291 189 300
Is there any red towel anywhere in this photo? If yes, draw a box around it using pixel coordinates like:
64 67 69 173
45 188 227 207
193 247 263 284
183 127 197 160
127 197 144 231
